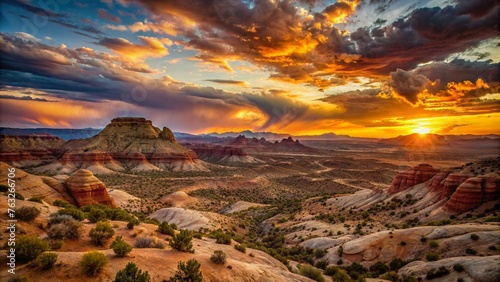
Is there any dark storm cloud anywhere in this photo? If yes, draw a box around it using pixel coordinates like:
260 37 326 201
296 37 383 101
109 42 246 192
0 94 53 102
122 0 499 89
388 69 430 105
3 0 65 18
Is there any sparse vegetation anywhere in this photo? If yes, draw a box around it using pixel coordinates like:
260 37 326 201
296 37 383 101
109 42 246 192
113 262 150 282
79 251 108 277
234 243 246 253
299 265 324 282
89 221 115 246
210 250 227 264
470 233 479 241
426 266 450 279
169 259 203 282
47 214 82 240
16 236 49 264
16 206 41 222
453 263 464 272
169 229 194 252
426 253 440 261
111 236 133 257
35 252 58 270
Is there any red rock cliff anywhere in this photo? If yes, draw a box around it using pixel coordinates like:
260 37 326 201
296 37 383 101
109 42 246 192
388 164 439 194
65 169 116 208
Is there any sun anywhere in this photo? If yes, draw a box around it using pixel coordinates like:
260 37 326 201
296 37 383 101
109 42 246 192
413 126 431 135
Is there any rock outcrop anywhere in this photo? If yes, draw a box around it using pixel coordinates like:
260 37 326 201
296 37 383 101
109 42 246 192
38 117 207 173
65 169 116 208
0 134 64 165
445 176 500 212
188 144 263 165
388 164 439 194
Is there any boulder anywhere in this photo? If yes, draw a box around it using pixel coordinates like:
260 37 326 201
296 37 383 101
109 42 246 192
65 169 116 208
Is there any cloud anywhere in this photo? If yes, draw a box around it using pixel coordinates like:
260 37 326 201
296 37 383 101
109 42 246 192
0 95 53 102
97 9 121 23
388 69 430 105
205 79 247 85
96 36 170 59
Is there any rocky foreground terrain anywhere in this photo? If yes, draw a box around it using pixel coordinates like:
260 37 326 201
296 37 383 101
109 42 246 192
0 118 499 282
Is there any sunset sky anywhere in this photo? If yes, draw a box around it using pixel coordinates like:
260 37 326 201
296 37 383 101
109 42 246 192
0 0 499 137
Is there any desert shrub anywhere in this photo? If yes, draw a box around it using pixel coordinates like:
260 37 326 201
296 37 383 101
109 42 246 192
7 276 29 282
49 239 64 250
79 251 108 277
457 278 465 282
36 252 58 270
314 259 328 270
113 262 150 282
210 250 227 264
52 199 74 208
234 243 246 253
89 221 115 246
426 253 440 261
370 261 389 275
157 221 176 236
299 265 324 282
47 216 82 240
15 192 25 200
28 197 43 203
426 266 449 279
380 271 399 282
127 221 135 230
169 229 194 252
345 262 367 276
465 248 477 255
213 231 232 245
16 236 49 264
169 259 203 282
314 248 327 258
111 236 133 257
134 235 164 249
488 245 497 251
470 233 479 241
401 276 418 282
389 258 406 271
453 263 464 272
324 266 341 276
0 184 8 192
57 207 85 221
420 237 427 243
16 206 41 222
87 208 108 223
429 240 439 248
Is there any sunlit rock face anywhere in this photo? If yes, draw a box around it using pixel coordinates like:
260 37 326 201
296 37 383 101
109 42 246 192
65 169 116 208
388 164 439 194
445 176 500 212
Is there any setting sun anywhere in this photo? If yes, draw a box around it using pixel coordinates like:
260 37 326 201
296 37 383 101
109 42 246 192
413 127 431 135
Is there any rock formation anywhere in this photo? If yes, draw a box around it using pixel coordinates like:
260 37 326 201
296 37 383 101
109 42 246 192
65 169 116 208
187 144 263 165
445 176 500 212
0 134 64 165
38 117 207 173
388 164 439 194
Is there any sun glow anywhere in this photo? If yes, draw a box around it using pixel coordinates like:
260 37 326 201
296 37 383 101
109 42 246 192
413 126 431 135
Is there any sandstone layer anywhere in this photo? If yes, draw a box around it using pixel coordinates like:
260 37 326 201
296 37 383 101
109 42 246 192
65 169 116 208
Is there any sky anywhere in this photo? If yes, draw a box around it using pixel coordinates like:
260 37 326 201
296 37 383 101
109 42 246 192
0 0 498 137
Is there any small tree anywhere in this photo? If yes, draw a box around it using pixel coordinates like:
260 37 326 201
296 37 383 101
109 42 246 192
16 206 41 221
16 236 49 264
299 265 324 282
36 252 58 270
113 262 151 282
370 261 389 275
87 208 108 223
210 250 226 264
111 236 133 257
169 259 203 282
79 251 108 277
470 234 479 241
89 221 115 246
169 229 193 252
158 222 175 236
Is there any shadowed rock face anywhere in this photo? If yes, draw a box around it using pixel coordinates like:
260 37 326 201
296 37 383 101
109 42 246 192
389 164 439 194
65 169 116 208
0 134 64 163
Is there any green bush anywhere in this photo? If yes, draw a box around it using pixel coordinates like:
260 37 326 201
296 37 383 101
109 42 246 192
402 275 418 282
453 263 464 272
28 197 43 203
314 259 328 270
89 221 115 246
169 259 203 282
381 271 399 282
16 236 49 264
465 248 477 255
15 192 25 200
127 221 135 230
158 221 176 236
87 208 108 223
80 251 108 276
57 207 85 221
214 231 232 245
111 236 133 257
470 234 479 241
429 240 439 248
169 229 193 252
426 266 449 279
299 265 324 282
52 199 74 208
234 243 246 253
210 250 226 264
370 261 389 275
426 253 440 261
47 215 82 240
36 252 58 270
16 206 41 222
314 248 327 258
389 258 406 271
113 262 150 282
